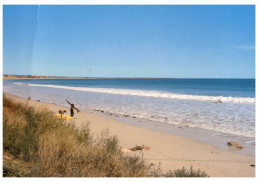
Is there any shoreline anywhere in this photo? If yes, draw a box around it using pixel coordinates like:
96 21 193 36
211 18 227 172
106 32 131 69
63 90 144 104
90 108 255 156
4 93 255 177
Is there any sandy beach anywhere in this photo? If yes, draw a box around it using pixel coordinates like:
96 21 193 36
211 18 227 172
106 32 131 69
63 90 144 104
4 94 255 177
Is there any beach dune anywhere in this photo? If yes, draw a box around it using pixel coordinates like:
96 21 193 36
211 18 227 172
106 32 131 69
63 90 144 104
5 94 255 177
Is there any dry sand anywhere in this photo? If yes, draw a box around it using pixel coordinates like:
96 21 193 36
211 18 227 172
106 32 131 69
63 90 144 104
5 94 255 177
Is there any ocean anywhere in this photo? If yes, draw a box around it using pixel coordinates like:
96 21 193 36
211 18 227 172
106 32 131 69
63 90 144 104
3 78 255 145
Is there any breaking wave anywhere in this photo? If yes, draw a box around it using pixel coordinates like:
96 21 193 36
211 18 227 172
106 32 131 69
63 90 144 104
14 83 255 103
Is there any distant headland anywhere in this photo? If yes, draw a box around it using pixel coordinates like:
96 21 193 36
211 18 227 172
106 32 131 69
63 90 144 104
3 74 176 79
3 74 92 79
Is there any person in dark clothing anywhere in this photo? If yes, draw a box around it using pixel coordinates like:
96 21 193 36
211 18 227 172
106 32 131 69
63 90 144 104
70 104 75 117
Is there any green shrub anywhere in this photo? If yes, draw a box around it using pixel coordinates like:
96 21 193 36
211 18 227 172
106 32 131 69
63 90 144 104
3 160 30 177
171 166 209 177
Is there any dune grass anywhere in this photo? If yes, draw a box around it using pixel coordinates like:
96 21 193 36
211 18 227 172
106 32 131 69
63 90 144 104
3 94 208 177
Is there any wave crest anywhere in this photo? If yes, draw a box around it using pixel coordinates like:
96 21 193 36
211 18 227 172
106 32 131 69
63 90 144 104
14 83 255 103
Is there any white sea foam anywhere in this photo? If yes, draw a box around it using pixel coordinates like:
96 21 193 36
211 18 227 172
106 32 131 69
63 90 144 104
14 83 255 103
13 82 29 85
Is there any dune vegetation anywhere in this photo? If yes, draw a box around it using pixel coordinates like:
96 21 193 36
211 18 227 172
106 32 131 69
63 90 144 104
3 94 208 177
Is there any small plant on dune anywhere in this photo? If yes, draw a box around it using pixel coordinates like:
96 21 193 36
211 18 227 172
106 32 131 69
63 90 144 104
169 166 209 177
76 123 92 145
3 160 27 177
3 156 32 177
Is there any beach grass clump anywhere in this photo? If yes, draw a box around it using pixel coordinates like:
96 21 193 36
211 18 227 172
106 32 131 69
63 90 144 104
3 160 28 177
168 166 209 177
3 95 150 177
149 165 209 177
3 154 32 177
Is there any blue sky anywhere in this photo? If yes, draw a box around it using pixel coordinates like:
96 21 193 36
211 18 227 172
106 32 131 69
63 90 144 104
3 5 255 78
